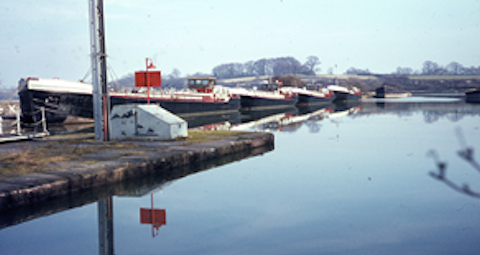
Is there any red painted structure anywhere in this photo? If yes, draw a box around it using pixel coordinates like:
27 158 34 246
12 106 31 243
135 58 161 104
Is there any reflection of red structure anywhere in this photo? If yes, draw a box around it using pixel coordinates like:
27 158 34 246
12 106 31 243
140 193 166 237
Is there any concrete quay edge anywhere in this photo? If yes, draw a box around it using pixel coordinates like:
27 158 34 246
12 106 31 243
0 132 274 211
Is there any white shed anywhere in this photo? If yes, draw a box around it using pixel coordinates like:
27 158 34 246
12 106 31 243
109 104 188 140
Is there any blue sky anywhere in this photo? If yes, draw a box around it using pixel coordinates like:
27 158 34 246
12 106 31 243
1 0 479 89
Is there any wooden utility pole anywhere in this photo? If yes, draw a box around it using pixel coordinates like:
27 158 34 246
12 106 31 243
89 0 109 141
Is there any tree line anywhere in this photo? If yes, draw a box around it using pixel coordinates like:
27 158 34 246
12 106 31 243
107 58 480 91
212 57 480 78
345 61 480 76
212 56 321 79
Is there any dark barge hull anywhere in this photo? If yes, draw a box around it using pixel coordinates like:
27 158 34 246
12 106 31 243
296 103 335 115
465 90 480 103
333 92 361 102
239 95 298 111
21 91 241 123
19 77 241 123
240 106 298 123
297 94 335 105
109 95 241 116
374 86 386 98
19 88 93 124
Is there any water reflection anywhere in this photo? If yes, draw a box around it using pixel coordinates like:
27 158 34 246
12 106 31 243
10 97 480 137
121 181 170 238
139 194 166 237
99 184 170 254
360 97 480 123
182 111 241 129
193 98 480 132
428 127 480 199
195 102 361 132
0 144 273 231
98 198 114 255
1 97 480 254
29 97 478 137
98 190 170 254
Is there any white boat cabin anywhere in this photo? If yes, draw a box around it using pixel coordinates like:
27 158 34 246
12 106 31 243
187 77 217 93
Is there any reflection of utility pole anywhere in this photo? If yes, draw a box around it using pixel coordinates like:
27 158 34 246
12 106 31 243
89 0 109 141
98 198 114 255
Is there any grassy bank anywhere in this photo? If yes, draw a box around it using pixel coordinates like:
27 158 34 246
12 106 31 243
0 130 250 180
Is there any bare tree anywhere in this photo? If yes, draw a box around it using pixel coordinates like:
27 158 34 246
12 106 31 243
421 61 446 75
272 57 303 76
168 68 181 79
212 63 244 78
327 67 334 75
303 55 321 75
395 67 413 75
253 58 268 76
445 62 464 75
244 61 255 77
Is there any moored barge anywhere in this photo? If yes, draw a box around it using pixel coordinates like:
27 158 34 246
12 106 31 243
18 77 241 123
465 88 480 103
18 78 93 124
290 85 335 105
230 82 298 111
327 85 361 102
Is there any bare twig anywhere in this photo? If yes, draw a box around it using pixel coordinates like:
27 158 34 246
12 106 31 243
428 127 480 198
455 127 480 173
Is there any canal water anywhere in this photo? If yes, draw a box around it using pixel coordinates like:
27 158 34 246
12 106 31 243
1 97 480 255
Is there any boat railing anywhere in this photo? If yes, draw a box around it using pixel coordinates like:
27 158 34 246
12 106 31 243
112 87 233 101
18 106 49 135
1 106 49 143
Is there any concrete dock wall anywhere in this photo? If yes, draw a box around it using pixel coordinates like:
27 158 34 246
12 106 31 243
0 132 274 211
